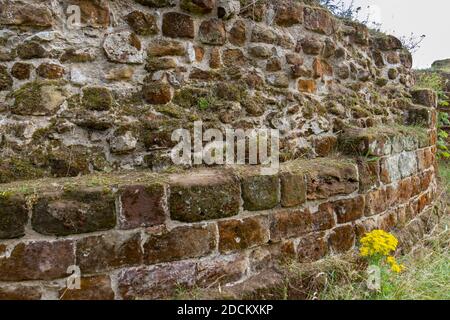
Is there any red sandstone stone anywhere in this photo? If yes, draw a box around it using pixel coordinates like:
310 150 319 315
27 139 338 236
0 240 74 281
330 196 365 224
59 275 115 300
364 188 387 216
297 232 329 262
329 225 355 253
162 12 195 39
76 232 142 273
196 254 248 287
280 171 307 207
119 184 165 230
0 285 42 300
169 170 241 222
144 224 217 264
270 209 312 241
303 6 335 35
118 261 196 299
218 215 270 253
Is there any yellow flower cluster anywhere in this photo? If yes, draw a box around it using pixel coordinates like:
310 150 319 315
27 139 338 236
386 256 405 273
360 230 398 257
360 230 405 273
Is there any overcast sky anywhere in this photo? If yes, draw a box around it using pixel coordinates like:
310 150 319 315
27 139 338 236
341 0 450 69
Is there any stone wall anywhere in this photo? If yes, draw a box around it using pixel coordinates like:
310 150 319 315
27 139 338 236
0 127 441 299
0 0 428 181
0 0 443 300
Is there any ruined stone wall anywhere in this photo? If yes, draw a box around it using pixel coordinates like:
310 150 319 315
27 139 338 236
0 0 424 181
0 0 442 300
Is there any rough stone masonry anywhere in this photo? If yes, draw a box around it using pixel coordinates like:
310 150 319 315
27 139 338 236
0 0 443 299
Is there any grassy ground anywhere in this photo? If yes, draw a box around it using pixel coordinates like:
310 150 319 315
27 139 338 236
287 162 449 300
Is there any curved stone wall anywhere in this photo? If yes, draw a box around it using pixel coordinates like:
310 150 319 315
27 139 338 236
0 0 442 300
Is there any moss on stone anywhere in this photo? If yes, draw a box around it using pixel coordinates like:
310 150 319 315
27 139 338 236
0 158 46 184
12 80 67 116
82 86 113 111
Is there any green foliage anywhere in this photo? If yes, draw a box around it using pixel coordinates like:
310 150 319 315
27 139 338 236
197 97 210 110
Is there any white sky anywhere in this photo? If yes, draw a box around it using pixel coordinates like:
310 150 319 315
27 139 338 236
341 0 450 69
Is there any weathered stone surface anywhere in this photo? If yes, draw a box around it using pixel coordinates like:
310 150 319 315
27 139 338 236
60 48 96 63
313 203 336 231
298 79 316 93
119 184 165 230
0 194 28 239
270 209 312 241
241 174 280 211
313 135 337 157
103 32 144 64
199 18 226 45
267 73 289 88
306 161 358 200
118 261 196 299
82 86 112 111
144 224 216 264
218 215 270 253
357 158 380 192
329 224 355 253
76 232 142 273
380 154 401 184
196 253 247 287
251 25 277 44
266 57 282 72
136 0 176 7
338 129 391 157
0 1 53 27
162 12 195 39
11 62 32 80
12 81 67 116
365 188 387 216
180 0 215 14
374 35 403 51
275 2 303 27
222 48 246 67
303 6 334 35
248 45 272 59
16 41 47 60
60 275 115 300
417 148 434 171
0 285 42 300
142 81 172 104
126 11 158 36
300 37 323 55
145 57 177 72
0 64 12 91
169 171 240 222
313 58 333 78
36 63 65 79
110 131 138 154
32 189 116 236
209 47 221 68
297 232 328 262
411 89 437 108
280 171 306 208
148 41 185 57
217 0 240 20
66 0 110 28
329 196 365 224
229 20 247 46
0 240 74 281
399 152 417 178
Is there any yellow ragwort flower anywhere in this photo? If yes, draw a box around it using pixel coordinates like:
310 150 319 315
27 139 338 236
359 230 399 258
